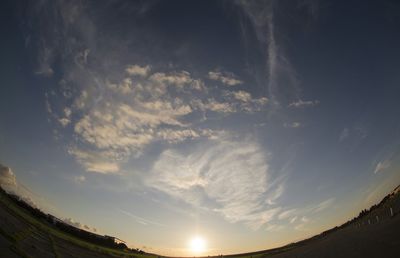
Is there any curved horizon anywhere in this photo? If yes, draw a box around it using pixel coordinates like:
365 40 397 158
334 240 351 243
1 0 400 256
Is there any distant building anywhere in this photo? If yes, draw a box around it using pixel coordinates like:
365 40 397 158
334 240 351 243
47 214 63 225
103 235 126 244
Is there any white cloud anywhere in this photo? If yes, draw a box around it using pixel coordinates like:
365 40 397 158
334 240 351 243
156 129 200 143
312 198 335 213
150 71 193 88
226 91 268 107
58 118 71 127
301 216 309 223
28 1 272 178
147 139 279 230
237 0 316 107
204 99 235 113
63 217 97 232
254 97 269 106
289 216 298 224
118 208 167 227
275 197 335 227
74 49 90 67
265 223 285 232
64 107 72 118
278 208 297 220
125 65 151 77
35 47 54 77
294 223 308 231
74 175 86 183
208 71 243 86
191 79 207 91
57 65 269 173
232 90 252 102
0 164 17 188
20 196 38 209
339 126 368 143
265 183 284 205
0 164 47 210
339 127 349 141
288 99 320 108
284 122 302 128
374 160 391 174
243 208 281 230
68 148 120 174
32 1 269 175
63 217 82 228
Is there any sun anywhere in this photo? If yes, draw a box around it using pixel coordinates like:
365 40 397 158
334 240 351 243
189 236 206 254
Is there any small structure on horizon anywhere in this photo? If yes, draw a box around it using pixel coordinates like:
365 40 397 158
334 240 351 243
103 235 126 244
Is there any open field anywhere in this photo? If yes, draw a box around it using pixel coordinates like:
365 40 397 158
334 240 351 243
1 187 400 258
0 191 157 258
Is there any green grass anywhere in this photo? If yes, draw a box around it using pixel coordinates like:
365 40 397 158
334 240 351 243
48 233 61 258
13 226 33 242
0 223 32 258
9 244 32 258
0 226 16 243
0 191 156 258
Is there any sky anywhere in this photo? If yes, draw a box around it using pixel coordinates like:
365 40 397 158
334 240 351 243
1 0 400 256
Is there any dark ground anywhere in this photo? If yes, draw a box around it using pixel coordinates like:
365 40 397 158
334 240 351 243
263 214 400 258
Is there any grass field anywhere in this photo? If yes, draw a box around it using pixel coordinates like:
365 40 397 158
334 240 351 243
0 190 157 258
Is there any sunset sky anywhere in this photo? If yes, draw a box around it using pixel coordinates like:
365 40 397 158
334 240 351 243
1 0 400 256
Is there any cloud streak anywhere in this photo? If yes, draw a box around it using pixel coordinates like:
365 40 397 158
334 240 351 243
288 99 320 108
208 71 243 86
237 1 320 109
374 160 391 174
118 208 167 227
146 139 284 230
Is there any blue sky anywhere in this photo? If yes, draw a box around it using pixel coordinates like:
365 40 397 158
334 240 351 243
1 0 400 256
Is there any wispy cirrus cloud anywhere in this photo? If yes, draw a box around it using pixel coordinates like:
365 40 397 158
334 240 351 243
146 139 283 230
125 65 151 77
118 208 167 227
278 208 297 220
237 0 298 107
265 183 284 205
67 148 120 174
236 1 320 109
74 175 86 184
208 71 243 86
374 160 391 174
288 99 320 108
284 122 302 128
311 198 335 213
274 197 335 232
339 127 350 142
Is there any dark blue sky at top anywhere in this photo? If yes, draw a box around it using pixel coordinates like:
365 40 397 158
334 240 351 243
1 0 400 255
0 0 399 198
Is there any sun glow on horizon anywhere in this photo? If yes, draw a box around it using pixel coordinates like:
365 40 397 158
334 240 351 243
189 236 207 254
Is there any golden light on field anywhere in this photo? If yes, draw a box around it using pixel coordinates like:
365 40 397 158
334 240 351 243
189 236 206 254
